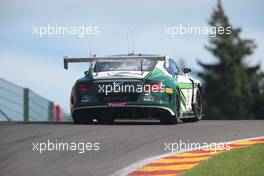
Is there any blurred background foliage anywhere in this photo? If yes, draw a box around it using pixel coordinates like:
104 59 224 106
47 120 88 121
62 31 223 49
198 0 264 119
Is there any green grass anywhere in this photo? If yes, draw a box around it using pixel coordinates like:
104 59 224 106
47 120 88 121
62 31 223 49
181 144 264 176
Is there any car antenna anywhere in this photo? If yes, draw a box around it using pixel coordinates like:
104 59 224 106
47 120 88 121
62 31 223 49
127 31 135 55
126 32 131 55
131 30 135 54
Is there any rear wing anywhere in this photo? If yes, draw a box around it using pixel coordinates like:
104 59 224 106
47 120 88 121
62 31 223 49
63 55 168 69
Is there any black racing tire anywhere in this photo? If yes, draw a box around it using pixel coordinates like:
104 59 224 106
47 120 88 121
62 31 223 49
73 117 93 124
97 116 115 125
72 111 93 124
192 87 203 121
160 88 181 125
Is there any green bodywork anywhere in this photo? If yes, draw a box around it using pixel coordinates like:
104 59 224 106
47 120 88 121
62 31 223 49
72 66 195 117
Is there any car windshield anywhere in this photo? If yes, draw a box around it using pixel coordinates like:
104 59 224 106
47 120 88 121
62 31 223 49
94 61 157 72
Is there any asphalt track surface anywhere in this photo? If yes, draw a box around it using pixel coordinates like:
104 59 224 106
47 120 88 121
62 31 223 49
0 120 264 176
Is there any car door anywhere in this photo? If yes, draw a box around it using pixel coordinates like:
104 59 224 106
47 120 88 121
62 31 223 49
169 59 193 112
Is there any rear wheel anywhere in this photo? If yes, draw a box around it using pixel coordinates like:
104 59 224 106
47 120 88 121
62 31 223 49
73 116 93 124
72 111 93 124
160 88 181 125
97 116 115 125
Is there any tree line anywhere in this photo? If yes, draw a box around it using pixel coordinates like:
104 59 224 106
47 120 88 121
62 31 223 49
198 0 264 120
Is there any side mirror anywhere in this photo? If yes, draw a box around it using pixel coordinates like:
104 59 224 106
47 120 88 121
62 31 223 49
183 68 191 74
84 71 89 75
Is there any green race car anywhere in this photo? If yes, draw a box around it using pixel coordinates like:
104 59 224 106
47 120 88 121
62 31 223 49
64 54 203 124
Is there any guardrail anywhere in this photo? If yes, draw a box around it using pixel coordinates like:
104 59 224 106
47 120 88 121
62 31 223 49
0 78 70 121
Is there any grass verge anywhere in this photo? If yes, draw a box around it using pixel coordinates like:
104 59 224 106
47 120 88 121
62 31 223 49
181 143 264 176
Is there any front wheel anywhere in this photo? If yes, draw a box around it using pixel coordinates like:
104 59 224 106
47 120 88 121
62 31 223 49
193 88 203 121
160 88 181 125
